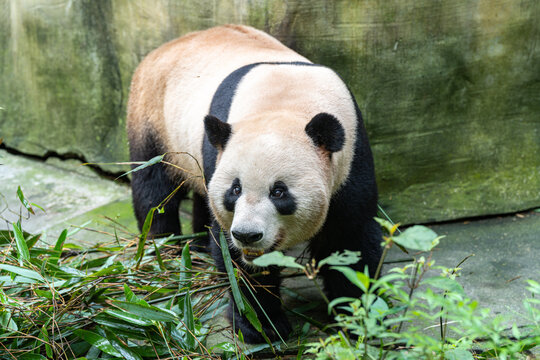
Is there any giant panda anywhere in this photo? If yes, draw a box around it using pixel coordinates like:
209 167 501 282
127 24 382 343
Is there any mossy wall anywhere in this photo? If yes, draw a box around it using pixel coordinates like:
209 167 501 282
1 0 539 224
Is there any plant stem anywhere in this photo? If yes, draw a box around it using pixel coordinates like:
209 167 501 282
374 244 390 280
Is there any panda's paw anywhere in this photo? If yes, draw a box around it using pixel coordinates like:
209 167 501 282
236 312 292 344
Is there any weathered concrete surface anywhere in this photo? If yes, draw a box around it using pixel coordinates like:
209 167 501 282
1 1 539 224
0 149 132 244
426 211 540 325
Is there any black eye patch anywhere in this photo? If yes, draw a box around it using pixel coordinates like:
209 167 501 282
223 178 241 212
269 181 296 215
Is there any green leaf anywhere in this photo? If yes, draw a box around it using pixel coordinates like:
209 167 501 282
252 251 304 270
74 329 122 357
118 154 165 179
123 284 148 306
104 328 143 360
0 310 18 331
50 229 67 265
0 264 44 281
183 291 196 350
330 266 370 292
135 208 155 269
328 297 358 314
152 239 165 271
179 242 192 289
422 276 465 296
19 355 48 360
34 288 55 299
219 231 245 313
17 186 35 215
13 221 30 265
104 309 154 326
374 216 396 234
445 349 473 360
318 250 362 267
392 225 442 252
241 294 262 333
26 234 41 249
113 301 178 322
39 325 52 358
369 296 389 318
211 341 236 352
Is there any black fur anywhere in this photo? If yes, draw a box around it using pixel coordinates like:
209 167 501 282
269 181 297 215
305 112 346 153
204 115 232 150
223 178 241 212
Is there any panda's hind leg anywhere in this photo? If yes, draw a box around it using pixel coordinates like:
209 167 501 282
129 129 187 237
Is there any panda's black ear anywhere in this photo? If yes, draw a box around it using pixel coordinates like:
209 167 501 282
204 115 232 150
305 113 345 153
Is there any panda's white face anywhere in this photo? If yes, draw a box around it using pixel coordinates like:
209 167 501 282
207 122 333 264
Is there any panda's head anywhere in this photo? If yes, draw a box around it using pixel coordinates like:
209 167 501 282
205 112 345 264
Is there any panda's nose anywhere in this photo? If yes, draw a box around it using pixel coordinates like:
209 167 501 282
232 231 263 245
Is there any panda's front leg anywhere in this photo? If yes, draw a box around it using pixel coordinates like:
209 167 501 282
209 224 292 343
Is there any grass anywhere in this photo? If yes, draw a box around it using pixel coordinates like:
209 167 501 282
1 187 539 359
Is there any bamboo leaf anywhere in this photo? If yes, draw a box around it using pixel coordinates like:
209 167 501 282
219 231 245 313
179 242 192 289
0 264 44 281
74 329 122 357
19 354 47 360
135 208 155 269
17 186 35 215
104 328 143 360
117 154 165 179
113 301 178 322
183 290 196 350
104 309 154 327
50 229 67 265
123 284 148 306
13 221 30 265
39 325 53 358
152 239 165 271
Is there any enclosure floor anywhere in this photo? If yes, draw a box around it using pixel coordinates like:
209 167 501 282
1 149 538 352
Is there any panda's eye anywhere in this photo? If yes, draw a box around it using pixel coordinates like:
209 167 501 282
232 185 242 196
270 188 284 199
270 182 287 199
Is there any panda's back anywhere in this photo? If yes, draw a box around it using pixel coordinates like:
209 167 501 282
128 25 356 193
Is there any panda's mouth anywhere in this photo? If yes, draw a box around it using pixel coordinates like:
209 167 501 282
242 248 265 261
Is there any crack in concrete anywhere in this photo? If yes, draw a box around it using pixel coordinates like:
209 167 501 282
0 142 130 184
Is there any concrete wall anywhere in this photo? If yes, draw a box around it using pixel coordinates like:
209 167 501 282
1 0 539 224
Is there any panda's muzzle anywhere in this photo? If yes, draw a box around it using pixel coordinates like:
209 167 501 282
232 230 263 245
231 231 266 261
